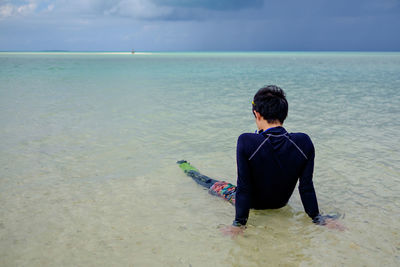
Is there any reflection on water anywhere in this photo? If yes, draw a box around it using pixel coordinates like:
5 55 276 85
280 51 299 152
0 52 399 266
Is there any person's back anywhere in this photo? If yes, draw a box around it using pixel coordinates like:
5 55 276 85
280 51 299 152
235 127 319 225
233 85 320 226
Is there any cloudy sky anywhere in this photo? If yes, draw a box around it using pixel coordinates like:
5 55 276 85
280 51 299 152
0 0 399 51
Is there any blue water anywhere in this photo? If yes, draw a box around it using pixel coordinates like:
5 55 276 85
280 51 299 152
0 52 399 266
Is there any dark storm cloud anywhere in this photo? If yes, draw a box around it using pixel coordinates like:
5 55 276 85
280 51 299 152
145 0 400 21
95 0 265 21
0 0 399 51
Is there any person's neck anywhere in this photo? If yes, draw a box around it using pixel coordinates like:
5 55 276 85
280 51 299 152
258 121 282 132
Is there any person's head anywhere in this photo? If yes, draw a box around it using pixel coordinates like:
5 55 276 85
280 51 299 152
252 85 288 125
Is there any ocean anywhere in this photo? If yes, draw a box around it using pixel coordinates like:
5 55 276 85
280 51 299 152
0 52 399 266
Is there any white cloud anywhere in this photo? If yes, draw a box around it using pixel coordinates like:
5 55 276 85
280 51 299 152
17 1 36 14
47 3 54 11
0 0 37 18
14 0 174 20
0 0 262 21
0 4 14 18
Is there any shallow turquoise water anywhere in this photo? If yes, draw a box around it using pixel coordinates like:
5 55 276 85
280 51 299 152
0 52 399 266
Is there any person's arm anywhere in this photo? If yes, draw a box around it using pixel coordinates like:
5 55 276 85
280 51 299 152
221 135 251 236
298 137 346 230
298 137 320 222
234 134 252 226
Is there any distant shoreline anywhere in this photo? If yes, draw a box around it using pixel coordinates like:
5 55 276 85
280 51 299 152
0 52 153 55
0 51 399 57
0 50 399 53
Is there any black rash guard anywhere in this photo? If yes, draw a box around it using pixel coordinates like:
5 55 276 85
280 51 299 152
235 126 320 225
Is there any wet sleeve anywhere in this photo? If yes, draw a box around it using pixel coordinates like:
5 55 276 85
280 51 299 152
234 135 252 225
298 138 320 220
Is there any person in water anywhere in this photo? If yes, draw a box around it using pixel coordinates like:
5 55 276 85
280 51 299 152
178 85 343 235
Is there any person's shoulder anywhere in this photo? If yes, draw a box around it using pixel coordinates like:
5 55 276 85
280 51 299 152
238 132 256 138
237 133 263 155
238 132 261 141
289 131 315 156
237 132 263 146
290 132 311 139
289 132 313 145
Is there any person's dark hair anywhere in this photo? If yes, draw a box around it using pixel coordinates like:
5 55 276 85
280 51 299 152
252 85 288 124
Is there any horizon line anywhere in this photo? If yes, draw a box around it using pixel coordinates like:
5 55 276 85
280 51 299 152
1 50 400 53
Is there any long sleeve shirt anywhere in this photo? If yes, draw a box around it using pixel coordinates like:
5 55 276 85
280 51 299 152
235 126 319 225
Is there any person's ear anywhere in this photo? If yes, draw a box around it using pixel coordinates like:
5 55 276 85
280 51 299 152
254 111 261 120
